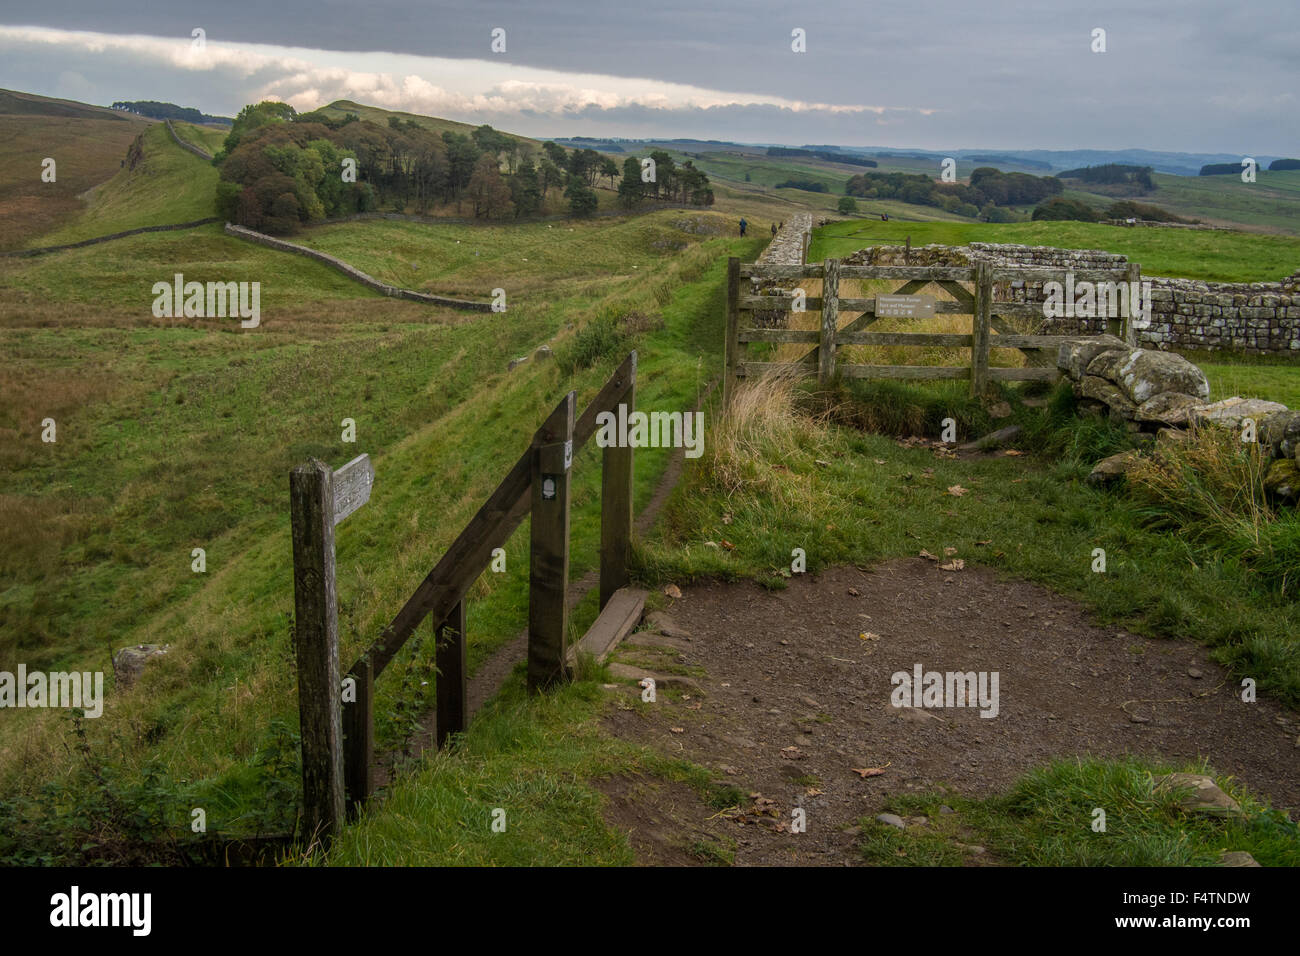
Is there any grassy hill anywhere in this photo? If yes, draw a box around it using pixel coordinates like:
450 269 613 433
0 90 152 250
30 122 219 246
317 99 540 148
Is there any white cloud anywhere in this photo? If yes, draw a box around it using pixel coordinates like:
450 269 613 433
0 25 928 122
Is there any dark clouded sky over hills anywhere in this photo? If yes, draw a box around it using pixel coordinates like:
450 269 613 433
0 0 1295 152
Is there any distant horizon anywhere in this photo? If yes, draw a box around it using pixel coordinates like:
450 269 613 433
16 88 1288 173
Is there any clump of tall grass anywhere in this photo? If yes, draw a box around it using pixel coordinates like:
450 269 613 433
701 371 829 504
555 307 662 376
1126 425 1300 598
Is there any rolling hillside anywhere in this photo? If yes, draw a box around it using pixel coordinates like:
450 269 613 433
0 89 152 250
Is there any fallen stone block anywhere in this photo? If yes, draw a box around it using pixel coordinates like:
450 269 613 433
113 644 169 688
1135 391 1205 427
1081 375 1137 420
1086 450 1142 487
1085 348 1210 405
1057 335 1126 381
1154 772 1242 817
1191 396 1288 432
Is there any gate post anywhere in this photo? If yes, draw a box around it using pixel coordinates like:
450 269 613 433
724 257 741 409
1123 262 1142 346
819 258 841 384
289 459 345 845
435 601 467 747
600 353 636 610
527 392 576 691
972 261 992 398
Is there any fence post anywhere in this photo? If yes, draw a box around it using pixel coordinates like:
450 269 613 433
972 261 992 398
342 656 373 814
527 392 576 691
1124 262 1142 346
724 257 741 410
819 258 841 384
436 600 467 748
600 354 636 610
289 459 345 845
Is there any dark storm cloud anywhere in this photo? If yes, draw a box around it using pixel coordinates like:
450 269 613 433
2 0 1296 152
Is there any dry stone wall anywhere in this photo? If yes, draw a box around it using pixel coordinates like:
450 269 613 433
841 241 1300 354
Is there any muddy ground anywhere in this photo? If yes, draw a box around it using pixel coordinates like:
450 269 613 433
599 559 1300 866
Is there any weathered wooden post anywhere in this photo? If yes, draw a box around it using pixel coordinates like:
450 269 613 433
435 600 467 748
724 257 741 410
819 258 841 384
1123 261 1142 346
600 352 636 610
290 460 344 845
342 654 373 814
290 453 373 841
527 392 576 691
971 261 992 398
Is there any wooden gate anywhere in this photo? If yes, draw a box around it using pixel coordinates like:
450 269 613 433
724 256 1140 405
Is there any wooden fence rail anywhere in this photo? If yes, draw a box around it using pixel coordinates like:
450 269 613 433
290 353 637 844
724 257 1140 405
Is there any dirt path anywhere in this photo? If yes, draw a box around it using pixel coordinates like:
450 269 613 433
600 560 1300 866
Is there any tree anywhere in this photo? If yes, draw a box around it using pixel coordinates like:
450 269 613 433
542 141 568 169
617 156 643 209
538 158 563 202
600 156 620 188
467 154 513 218
565 175 598 217
510 159 543 218
837 196 858 214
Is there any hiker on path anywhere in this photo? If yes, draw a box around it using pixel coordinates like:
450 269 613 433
770 223 777 237
739 218 748 236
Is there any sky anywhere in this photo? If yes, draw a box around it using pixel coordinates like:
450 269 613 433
0 0 1295 153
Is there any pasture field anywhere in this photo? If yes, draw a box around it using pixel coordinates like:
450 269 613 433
811 218 1300 282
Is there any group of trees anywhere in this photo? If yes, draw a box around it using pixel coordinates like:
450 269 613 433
1057 163 1155 191
843 166 1063 220
1032 197 1196 224
615 151 714 209
112 100 231 125
775 179 828 192
766 147 878 167
214 101 711 234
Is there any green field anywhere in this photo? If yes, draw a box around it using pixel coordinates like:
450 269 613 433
811 218 1300 282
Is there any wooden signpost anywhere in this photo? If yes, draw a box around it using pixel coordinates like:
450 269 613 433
290 453 373 846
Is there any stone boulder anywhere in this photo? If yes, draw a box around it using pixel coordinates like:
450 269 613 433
1260 408 1300 459
1085 348 1210 405
1086 450 1142 487
1135 391 1205 427
113 644 169 687
1154 773 1242 817
1191 397 1287 432
1057 335 1126 382
1264 459 1300 503
1080 376 1137 420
